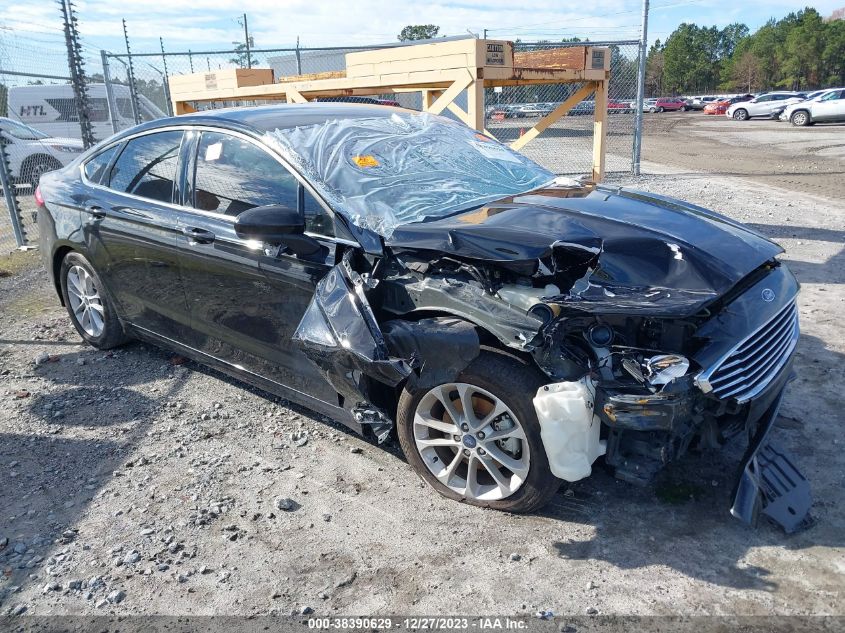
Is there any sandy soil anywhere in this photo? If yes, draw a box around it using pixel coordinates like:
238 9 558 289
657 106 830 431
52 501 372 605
0 116 843 619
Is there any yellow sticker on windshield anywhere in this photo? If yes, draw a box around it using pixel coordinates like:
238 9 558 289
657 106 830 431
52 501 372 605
352 154 380 168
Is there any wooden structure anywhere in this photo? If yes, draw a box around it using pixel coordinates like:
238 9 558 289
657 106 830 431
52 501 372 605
169 39 611 181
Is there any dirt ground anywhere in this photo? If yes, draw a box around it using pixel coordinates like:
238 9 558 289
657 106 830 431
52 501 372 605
0 114 843 618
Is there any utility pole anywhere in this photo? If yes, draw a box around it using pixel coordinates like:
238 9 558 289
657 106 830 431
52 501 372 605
632 0 649 176
241 13 252 69
483 29 487 39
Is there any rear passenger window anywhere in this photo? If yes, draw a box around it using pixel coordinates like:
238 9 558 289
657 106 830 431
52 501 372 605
108 131 182 203
83 145 119 184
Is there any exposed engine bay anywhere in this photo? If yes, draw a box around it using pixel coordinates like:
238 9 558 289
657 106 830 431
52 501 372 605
292 182 812 533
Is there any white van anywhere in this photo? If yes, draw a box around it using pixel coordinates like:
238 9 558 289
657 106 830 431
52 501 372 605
7 84 166 143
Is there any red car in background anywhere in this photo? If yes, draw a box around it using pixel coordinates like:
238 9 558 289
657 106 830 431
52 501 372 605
704 94 754 115
608 99 633 113
653 97 688 112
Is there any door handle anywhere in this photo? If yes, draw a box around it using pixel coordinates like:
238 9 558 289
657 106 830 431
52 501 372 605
85 205 106 220
183 226 216 244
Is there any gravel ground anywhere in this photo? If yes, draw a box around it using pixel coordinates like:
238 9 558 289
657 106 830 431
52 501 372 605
0 124 843 618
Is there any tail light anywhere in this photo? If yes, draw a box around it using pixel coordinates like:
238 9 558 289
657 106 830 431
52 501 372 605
34 185 44 207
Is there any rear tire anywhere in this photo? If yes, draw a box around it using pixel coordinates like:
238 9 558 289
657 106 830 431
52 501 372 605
23 155 62 189
396 351 560 513
733 108 749 121
59 252 128 350
657 106 664 113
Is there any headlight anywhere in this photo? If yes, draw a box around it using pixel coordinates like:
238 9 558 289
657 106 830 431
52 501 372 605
644 354 690 385
49 144 82 153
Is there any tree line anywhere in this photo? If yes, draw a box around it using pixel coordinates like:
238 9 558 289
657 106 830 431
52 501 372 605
646 6 845 95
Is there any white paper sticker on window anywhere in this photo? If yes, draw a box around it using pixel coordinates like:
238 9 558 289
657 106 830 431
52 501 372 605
205 142 223 162
470 139 520 163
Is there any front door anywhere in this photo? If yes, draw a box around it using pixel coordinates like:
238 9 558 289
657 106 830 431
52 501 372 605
81 130 191 342
175 129 339 403
813 90 845 121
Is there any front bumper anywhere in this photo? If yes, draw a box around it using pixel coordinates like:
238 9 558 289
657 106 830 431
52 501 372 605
731 381 813 533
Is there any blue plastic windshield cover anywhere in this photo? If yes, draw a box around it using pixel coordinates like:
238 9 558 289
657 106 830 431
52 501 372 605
264 111 554 237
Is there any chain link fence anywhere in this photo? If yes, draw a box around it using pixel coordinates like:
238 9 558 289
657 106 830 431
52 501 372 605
0 20 643 254
0 16 99 253
107 40 640 178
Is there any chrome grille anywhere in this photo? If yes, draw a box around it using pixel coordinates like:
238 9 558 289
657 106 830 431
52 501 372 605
699 301 799 403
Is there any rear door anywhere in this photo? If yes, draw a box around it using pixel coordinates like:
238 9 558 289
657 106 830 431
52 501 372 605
176 128 339 402
82 129 191 342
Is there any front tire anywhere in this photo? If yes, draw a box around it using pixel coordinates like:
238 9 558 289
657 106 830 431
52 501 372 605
59 252 128 349
733 108 749 121
791 110 810 126
657 106 664 113
396 351 560 513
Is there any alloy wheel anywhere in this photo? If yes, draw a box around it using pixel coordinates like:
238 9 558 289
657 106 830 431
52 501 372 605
66 265 105 337
412 382 530 501
792 111 808 126
29 162 52 188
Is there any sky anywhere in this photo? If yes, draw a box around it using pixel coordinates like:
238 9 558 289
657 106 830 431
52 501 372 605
1 0 842 61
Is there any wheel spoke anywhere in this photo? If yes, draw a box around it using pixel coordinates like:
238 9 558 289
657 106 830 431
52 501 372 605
80 308 91 333
436 450 463 486
88 301 105 315
485 443 528 477
89 307 104 333
66 284 83 300
482 423 527 443
414 412 459 435
416 436 460 448
433 386 462 426
68 270 85 295
479 455 511 495
456 383 480 428
465 455 480 498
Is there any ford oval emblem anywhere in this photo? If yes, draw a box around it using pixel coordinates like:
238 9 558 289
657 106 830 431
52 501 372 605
761 288 776 302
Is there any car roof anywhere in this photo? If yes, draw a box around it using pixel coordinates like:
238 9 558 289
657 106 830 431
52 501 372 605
116 103 409 139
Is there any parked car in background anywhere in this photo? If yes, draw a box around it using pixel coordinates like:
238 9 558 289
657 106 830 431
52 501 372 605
570 100 595 116
687 96 719 110
642 98 658 112
780 88 845 125
774 89 838 121
0 117 83 188
652 97 688 112
726 92 805 120
607 99 633 113
516 103 554 117
704 94 753 116
8 84 166 142
35 103 810 530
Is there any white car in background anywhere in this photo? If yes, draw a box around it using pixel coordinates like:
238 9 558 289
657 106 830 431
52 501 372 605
780 88 845 126
7 84 166 142
0 118 83 188
725 92 805 120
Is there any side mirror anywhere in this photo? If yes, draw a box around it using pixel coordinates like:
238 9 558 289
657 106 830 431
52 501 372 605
235 205 323 258
235 205 304 241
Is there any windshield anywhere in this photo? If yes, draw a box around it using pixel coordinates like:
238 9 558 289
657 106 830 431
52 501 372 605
1 119 49 140
265 112 554 237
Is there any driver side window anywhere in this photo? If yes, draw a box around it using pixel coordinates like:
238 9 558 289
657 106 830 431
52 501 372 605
193 131 334 237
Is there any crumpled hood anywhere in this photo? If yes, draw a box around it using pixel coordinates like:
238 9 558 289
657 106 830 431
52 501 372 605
386 184 783 316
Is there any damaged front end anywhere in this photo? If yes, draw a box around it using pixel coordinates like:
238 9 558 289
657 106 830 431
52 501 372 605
290 181 812 532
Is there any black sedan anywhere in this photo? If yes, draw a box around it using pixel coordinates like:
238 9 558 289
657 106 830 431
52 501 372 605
36 104 810 530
